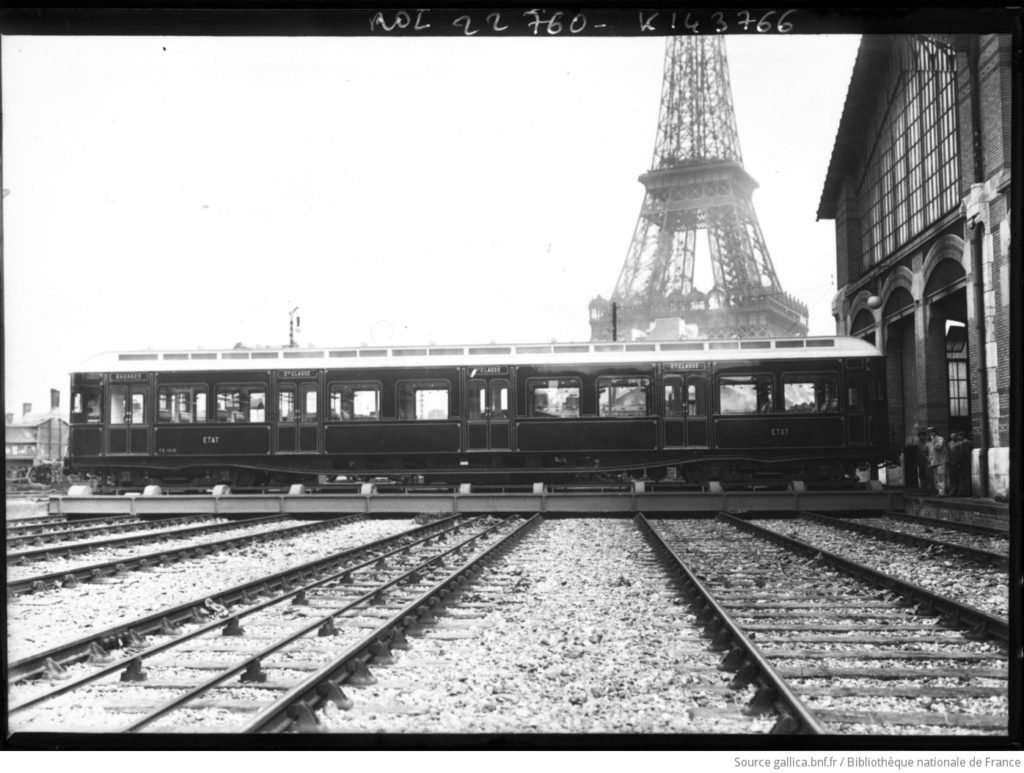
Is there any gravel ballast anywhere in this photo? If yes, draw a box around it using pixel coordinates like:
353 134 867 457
7 513 417 661
843 515 1009 555
7 499 1010 737
751 517 1009 619
318 518 771 734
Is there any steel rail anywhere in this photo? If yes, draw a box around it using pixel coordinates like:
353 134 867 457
7 512 297 561
240 512 543 734
879 509 1009 537
6 511 220 545
125 515 532 732
720 513 1010 643
635 513 826 735
7 514 465 683
8 515 474 710
6 512 140 530
6 513 369 597
799 511 1008 568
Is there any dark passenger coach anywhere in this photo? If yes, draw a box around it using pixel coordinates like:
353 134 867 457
66 336 888 490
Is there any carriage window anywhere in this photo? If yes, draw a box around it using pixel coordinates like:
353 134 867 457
598 377 651 417
216 386 267 423
468 380 509 420
667 378 705 417
329 383 380 420
301 386 318 422
131 392 146 424
398 380 449 420
664 378 683 418
529 379 580 418
279 389 296 422
109 388 146 424
278 386 316 422
491 381 509 418
109 388 127 424
158 387 207 423
73 388 103 423
719 375 774 414
688 382 703 416
250 393 265 422
468 380 487 421
783 374 838 413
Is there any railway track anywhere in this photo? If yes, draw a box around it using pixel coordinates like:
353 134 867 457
6 513 287 559
6 514 373 597
9 514 531 732
7 512 147 531
883 509 1009 537
751 514 1009 619
7 513 207 545
311 516 780 734
641 513 1009 735
803 511 1009 559
8 516 462 682
6 499 1010 737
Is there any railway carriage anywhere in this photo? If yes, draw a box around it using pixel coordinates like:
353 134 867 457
65 336 888 490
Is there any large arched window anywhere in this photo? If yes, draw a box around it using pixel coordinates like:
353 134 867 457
859 37 959 267
851 308 876 343
883 286 915 321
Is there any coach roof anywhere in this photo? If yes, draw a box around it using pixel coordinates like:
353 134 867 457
72 336 883 374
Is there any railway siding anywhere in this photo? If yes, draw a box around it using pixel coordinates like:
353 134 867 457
649 516 1009 735
8 516 521 732
6 517 417 664
5 496 1011 737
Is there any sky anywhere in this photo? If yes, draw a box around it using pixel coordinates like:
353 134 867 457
3 31 861 418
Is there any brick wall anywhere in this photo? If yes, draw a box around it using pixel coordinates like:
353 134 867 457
980 35 1011 178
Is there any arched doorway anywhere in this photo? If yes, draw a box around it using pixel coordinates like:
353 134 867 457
881 286 916 484
925 258 969 437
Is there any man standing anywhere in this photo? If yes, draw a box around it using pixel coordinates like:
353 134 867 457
947 433 963 496
916 429 932 494
928 427 948 497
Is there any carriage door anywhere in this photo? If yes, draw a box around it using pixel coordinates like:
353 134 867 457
277 381 319 453
466 374 510 451
107 377 150 455
663 373 708 447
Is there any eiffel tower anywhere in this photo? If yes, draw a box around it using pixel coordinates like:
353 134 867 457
589 36 808 341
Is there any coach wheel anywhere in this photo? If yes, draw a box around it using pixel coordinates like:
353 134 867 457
28 465 52 485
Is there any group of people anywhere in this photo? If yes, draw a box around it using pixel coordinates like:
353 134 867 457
916 427 973 497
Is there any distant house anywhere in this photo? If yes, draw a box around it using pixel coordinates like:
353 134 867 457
5 392 69 482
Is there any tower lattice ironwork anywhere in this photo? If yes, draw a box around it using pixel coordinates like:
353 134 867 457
589 36 808 341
